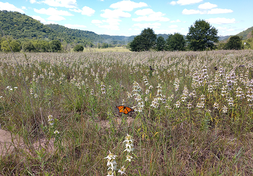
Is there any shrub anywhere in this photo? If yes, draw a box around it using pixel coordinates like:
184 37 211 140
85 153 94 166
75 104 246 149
73 45 84 52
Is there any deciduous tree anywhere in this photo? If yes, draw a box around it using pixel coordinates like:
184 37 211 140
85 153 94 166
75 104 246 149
22 41 36 52
156 36 166 51
186 20 218 51
130 28 157 52
50 40 61 52
73 44 84 52
166 33 185 51
225 36 242 50
1 39 21 52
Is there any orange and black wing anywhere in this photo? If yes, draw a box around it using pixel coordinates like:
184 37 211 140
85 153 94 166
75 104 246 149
116 105 125 113
123 106 134 114
116 106 134 114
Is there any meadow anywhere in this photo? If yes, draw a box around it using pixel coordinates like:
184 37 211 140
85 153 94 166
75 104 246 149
82 47 130 53
0 50 253 175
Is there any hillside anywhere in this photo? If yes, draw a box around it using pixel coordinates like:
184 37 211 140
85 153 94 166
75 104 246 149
100 34 134 45
0 11 55 40
46 24 104 43
0 11 93 45
99 34 184 45
236 26 253 40
218 35 230 41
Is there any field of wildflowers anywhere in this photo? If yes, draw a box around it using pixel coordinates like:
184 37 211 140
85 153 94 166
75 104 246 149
0 50 253 175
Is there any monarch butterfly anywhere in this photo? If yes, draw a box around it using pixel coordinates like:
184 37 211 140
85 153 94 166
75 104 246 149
116 105 134 114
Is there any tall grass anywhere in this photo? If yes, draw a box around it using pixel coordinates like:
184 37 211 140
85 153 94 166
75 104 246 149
0 50 252 175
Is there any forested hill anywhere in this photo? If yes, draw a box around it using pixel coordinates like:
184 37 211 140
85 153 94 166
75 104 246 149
46 24 104 43
0 11 97 45
236 26 253 40
0 11 55 40
99 34 185 44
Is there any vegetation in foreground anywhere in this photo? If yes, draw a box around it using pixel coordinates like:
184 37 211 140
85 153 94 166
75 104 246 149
0 50 253 175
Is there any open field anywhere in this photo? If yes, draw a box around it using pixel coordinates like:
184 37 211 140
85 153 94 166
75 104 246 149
82 47 130 53
0 50 253 175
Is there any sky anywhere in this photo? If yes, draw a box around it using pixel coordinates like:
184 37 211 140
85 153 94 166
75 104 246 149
0 0 252 36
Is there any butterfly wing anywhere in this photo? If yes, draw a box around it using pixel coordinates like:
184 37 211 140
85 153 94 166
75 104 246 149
123 107 134 114
116 106 125 113
116 106 134 114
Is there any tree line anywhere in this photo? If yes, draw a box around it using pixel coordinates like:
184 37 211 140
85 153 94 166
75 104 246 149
0 37 63 52
129 20 246 52
0 18 248 53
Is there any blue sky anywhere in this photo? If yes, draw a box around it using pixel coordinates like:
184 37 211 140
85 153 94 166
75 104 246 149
0 0 252 36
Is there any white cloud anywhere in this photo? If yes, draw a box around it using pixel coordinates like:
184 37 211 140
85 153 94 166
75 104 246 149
183 8 233 15
40 0 77 8
198 2 217 9
45 21 57 24
133 23 161 29
47 15 66 21
30 0 36 4
216 26 237 35
182 9 204 15
170 19 181 23
133 9 170 22
34 7 73 16
110 0 148 11
217 26 234 32
0 2 25 13
69 8 82 13
155 29 180 34
92 18 121 30
135 9 154 16
168 25 178 28
133 15 169 22
97 0 148 32
170 0 203 5
170 1 177 5
206 18 236 24
91 20 102 24
22 6 27 10
101 9 131 19
81 6 95 16
31 16 46 23
64 24 87 29
207 8 233 14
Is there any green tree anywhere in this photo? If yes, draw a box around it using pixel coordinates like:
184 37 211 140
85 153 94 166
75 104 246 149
243 42 251 49
1 39 21 52
186 20 218 51
166 33 185 51
22 41 36 52
217 42 226 50
32 40 50 52
225 36 242 50
73 44 84 52
129 35 147 52
130 28 157 52
50 40 61 52
102 43 108 48
39 40 50 52
0 36 3 51
140 28 157 50
156 36 166 51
